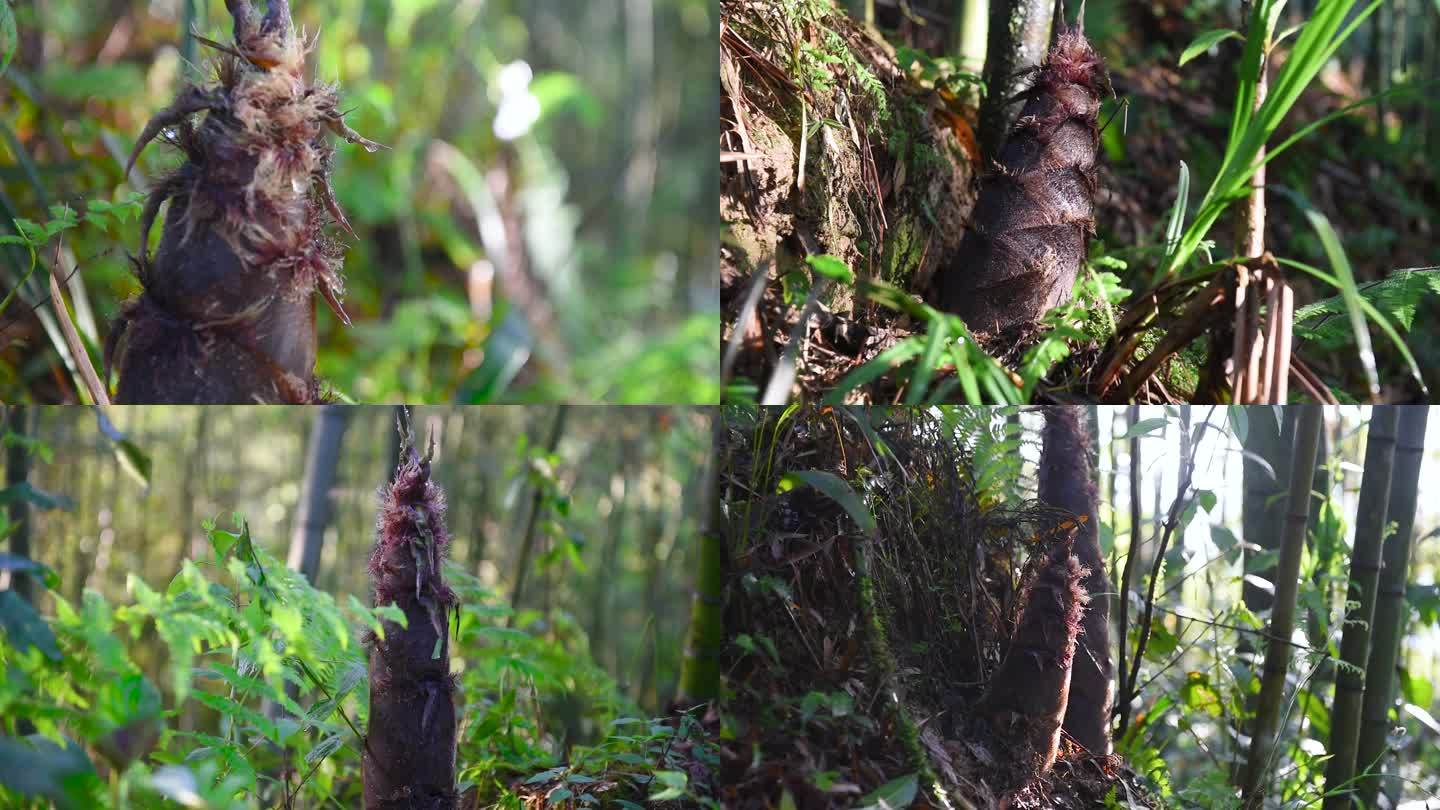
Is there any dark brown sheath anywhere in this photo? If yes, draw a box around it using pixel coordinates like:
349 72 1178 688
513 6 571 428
364 429 458 810
978 530 1088 779
935 28 1109 331
110 0 375 403
1040 406 1114 755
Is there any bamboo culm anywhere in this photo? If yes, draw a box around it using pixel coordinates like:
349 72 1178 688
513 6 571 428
1321 407 1398 810
1238 406 1323 808
1352 406 1429 809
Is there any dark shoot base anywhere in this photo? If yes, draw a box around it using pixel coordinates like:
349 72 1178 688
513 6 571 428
1040 407 1115 756
364 424 458 810
935 28 1110 331
109 0 375 403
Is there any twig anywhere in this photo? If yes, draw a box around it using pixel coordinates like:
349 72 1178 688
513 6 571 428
1123 424 1199 706
721 255 773 387
47 237 110 405
1114 405 1142 734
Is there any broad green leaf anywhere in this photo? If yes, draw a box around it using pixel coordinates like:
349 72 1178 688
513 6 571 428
0 735 98 809
1401 668 1434 710
1245 550 1280 574
0 552 60 590
858 773 918 810
806 254 855 285
1143 619 1180 661
777 470 878 538
1181 672 1223 717
1196 490 1217 513
1227 406 1249 444
0 590 61 660
1115 418 1168 441
647 770 688 801
0 482 74 511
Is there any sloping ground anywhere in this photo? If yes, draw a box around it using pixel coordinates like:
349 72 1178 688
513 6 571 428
721 0 1440 404
720 0 980 399
713 407 1156 808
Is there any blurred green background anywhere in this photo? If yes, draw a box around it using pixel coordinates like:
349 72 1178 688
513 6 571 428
0 0 718 403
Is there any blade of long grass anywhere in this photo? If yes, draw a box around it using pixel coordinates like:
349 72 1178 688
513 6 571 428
822 339 926 406
948 340 982 403
1278 258 1427 395
1163 0 1382 278
904 316 948 405
1279 189 1378 399
1266 84 1424 166
1155 161 1191 282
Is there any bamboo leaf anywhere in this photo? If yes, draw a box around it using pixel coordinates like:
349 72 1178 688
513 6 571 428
1115 418 1168 441
1179 29 1242 66
858 773 918 810
1279 189 1379 400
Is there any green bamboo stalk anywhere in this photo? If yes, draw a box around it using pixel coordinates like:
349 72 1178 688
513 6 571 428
1321 406 1398 810
1353 406 1429 808
677 412 723 704
1239 406 1323 808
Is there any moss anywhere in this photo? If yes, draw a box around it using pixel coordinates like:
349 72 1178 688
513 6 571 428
857 547 940 804
881 214 925 284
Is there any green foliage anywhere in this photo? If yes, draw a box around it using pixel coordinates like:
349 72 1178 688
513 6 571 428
1161 0 1384 278
1294 267 1440 353
0 509 707 808
776 0 888 125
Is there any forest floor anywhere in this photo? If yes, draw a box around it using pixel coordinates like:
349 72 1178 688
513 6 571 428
707 407 1160 808
720 1 1440 404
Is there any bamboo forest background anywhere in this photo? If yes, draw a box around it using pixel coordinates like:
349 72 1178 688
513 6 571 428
0 0 717 403
1039 406 1440 804
12 405 709 715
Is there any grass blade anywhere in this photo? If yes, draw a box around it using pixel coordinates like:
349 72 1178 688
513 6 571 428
1277 258 1427 396
1279 189 1378 399
823 339 925 405
904 317 947 405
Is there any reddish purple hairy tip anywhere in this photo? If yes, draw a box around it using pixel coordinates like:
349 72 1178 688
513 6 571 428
1044 29 1109 97
367 434 451 602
